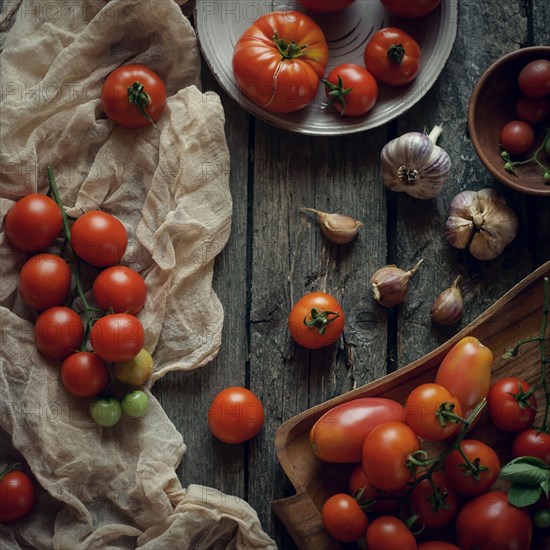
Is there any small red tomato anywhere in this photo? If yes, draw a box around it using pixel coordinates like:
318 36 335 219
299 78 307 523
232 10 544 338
365 515 416 550
5 194 62 252
409 472 458 528
487 377 537 432
321 493 368 543
500 120 535 154
512 429 550 464
515 94 550 124
35 306 84 360
60 352 109 398
0 468 36 522
518 59 550 98
208 387 265 444
92 265 147 314
18 253 71 311
90 313 144 363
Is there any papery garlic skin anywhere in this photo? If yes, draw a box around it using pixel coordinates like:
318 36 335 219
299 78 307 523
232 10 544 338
371 259 423 307
380 125 452 199
445 188 518 261
301 208 362 244
430 276 463 326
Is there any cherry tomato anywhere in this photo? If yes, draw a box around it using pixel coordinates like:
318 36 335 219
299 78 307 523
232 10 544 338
512 429 550 464
410 472 458 529
380 0 441 18
321 493 368 543
534 509 550 529
456 491 533 550
297 0 354 12
515 95 550 124
101 64 166 128
112 348 153 386
89 398 122 427
60 352 109 398
310 397 404 462
405 383 463 441
362 421 420 491
500 120 535 155
323 64 378 116
208 387 265 444
518 59 550 98
364 27 421 86
232 11 329 113
5 194 62 252
35 306 84 360
365 515 416 550
90 313 144 363
417 543 460 550
444 439 500 496
92 265 147 314
121 390 149 418
487 377 537 432
70 211 128 268
0 467 36 522
18 253 71 310
288 291 345 349
435 336 493 419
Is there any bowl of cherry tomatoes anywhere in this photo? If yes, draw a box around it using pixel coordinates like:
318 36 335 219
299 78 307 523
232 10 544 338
468 46 550 196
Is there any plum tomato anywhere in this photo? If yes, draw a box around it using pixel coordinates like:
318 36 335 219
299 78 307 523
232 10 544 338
444 439 500 496
405 382 463 441
70 211 128 268
121 390 149 418
208 387 265 444
518 59 550 98
362 421 420 491
515 94 550 125
456 491 533 550
380 0 441 18
60 352 109 398
297 0 355 12
365 515 416 550
499 120 535 155
92 265 147 314
512 429 550 464
288 291 345 350
90 313 144 363
310 397 405 463
323 64 378 116
487 377 537 432
18 253 71 311
101 64 166 128
89 398 122 427
0 467 36 522
409 472 458 528
5 193 62 252
321 493 368 543
35 306 84 360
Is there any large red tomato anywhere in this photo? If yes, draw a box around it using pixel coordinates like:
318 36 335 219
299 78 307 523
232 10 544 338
92 265 147 314
0 468 36 522
380 0 441 18
321 493 368 543
232 11 329 113
4 194 62 252
101 64 166 128
89 313 144 363
35 306 84 360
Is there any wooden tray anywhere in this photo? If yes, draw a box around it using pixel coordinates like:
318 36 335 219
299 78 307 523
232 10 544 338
273 261 550 549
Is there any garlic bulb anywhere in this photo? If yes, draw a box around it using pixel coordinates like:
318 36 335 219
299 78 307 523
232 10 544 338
371 259 423 307
445 188 518 261
380 125 452 199
430 276 463 326
301 208 362 244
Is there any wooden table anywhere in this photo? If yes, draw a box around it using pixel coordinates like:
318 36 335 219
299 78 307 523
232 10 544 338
156 1 550 548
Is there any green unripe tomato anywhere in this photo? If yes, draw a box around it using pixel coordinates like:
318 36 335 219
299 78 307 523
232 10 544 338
534 509 550 529
89 398 122 427
121 390 149 418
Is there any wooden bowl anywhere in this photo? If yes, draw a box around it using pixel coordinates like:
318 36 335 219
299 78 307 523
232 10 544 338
273 261 550 549
468 46 550 196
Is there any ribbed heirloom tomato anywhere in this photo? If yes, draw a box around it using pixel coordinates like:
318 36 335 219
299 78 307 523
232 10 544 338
232 11 329 113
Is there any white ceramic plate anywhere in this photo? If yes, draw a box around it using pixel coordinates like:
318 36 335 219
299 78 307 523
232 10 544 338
195 1 458 135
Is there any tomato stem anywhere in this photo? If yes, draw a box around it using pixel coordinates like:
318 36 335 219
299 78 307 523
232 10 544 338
501 127 550 181
303 308 339 335
272 31 307 60
387 43 405 65
321 75 353 116
0 463 18 480
47 166 72 245
127 81 157 128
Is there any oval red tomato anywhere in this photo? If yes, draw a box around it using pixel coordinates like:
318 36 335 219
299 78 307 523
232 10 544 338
364 27 421 86
288 291 345 349
70 211 128 268
90 313 144 363
323 64 378 116
380 0 441 18
35 306 84 360
232 11 329 113
297 0 355 12
365 515 416 550
208 387 265 444
310 397 404 463
362 421 420 491
499 120 535 155
5 194 62 252
518 59 550 98
102 64 166 128
0 468 36 522
456 491 533 550
18 253 71 311
487 377 537 432
92 265 147 314
60 352 109 398
321 493 368 543
512 429 550 464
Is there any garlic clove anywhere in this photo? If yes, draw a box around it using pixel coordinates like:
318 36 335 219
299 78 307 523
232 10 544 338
371 259 423 307
301 207 362 245
445 215 474 249
430 276 464 326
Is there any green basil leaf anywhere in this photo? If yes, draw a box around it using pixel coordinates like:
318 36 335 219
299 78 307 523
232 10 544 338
542 478 550 497
500 462 550 486
507 483 542 507
506 456 550 469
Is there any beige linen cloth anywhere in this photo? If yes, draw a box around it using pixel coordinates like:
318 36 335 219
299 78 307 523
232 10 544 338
0 0 276 548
